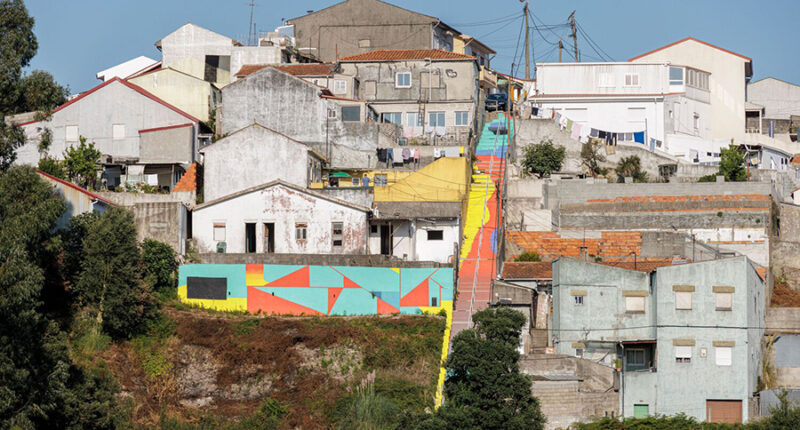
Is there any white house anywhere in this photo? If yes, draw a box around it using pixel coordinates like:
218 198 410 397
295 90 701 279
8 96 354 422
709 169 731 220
192 180 369 254
199 123 325 201
370 201 461 264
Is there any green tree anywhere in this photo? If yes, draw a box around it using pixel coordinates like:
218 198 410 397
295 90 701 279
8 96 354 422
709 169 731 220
60 211 101 288
615 155 648 183
15 70 69 113
76 207 158 339
62 136 101 189
38 155 66 179
141 239 178 296
0 0 37 115
581 140 608 178
471 307 529 350
521 139 565 177
514 251 542 262
0 166 123 428
718 145 746 182
0 121 25 171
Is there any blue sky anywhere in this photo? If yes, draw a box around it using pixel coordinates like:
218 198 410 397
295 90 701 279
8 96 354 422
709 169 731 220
24 0 798 95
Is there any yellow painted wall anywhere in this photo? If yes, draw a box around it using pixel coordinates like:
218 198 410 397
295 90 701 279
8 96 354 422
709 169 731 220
177 285 247 311
129 68 218 122
374 157 468 202
167 57 231 87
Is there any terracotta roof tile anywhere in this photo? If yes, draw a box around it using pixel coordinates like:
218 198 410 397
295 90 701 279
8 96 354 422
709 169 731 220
172 162 197 192
338 49 475 62
236 63 335 78
501 262 553 280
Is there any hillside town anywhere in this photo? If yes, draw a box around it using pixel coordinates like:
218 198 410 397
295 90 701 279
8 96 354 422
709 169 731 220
3 0 800 428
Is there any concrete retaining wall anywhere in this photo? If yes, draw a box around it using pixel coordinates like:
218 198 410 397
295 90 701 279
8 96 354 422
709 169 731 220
98 191 196 206
194 252 451 268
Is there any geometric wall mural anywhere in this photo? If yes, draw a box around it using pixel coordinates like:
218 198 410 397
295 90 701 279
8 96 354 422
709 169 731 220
178 264 454 316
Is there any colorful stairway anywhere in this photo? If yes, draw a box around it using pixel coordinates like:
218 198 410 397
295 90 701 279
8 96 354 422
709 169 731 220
451 113 510 337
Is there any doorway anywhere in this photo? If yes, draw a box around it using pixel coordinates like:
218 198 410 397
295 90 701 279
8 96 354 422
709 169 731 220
263 223 275 253
380 224 392 256
706 400 742 423
633 404 649 419
245 223 256 253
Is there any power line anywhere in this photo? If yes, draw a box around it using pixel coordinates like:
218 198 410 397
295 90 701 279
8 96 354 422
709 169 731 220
575 20 615 62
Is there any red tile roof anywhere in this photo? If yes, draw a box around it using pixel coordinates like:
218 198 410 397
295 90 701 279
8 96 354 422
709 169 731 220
501 262 553 280
236 63 335 78
172 162 197 192
507 231 645 262
18 77 200 127
37 170 116 206
338 49 475 62
629 37 752 62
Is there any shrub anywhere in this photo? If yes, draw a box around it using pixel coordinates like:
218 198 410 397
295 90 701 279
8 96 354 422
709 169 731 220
521 139 565 177
142 239 178 296
515 251 542 262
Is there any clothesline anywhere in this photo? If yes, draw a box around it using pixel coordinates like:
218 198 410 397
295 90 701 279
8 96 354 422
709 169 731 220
533 107 663 149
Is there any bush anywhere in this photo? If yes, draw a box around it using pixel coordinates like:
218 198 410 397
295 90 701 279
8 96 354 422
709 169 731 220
615 155 647 183
142 239 178 296
521 139 565 177
515 251 542 262
581 140 608 177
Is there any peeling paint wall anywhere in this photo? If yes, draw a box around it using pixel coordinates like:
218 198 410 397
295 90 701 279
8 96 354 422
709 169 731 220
192 184 368 254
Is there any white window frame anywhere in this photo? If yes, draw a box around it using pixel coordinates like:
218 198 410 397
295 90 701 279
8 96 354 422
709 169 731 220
624 73 640 87
395 72 411 88
295 222 308 241
455 111 470 126
675 346 692 363
598 73 615 88
715 346 732 366
112 124 125 140
406 112 421 127
715 292 733 311
333 79 347 94
625 296 645 313
213 223 226 242
428 111 446 128
381 112 402 125
65 125 79 142
627 348 646 367
669 66 684 86
675 291 692 310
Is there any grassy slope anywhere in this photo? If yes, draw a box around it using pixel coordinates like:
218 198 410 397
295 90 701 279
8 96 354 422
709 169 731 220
93 305 445 429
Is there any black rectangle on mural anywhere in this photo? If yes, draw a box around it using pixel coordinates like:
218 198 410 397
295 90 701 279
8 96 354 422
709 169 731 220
187 277 227 300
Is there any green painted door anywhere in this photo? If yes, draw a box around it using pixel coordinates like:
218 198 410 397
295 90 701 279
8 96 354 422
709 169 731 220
634 404 649 418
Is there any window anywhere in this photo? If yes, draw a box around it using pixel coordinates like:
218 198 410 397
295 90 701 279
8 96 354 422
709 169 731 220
574 295 584 306
427 230 444 241
333 79 347 94
112 124 125 140
675 292 692 310
374 174 387 186
358 39 371 48
341 106 360 122
626 348 646 368
295 223 308 241
715 346 732 366
598 73 615 87
332 222 343 247
213 223 226 242
675 346 692 363
381 112 402 125
624 73 640 87
693 113 700 130
428 111 446 127
406 112 421 127
669 66 684 85
715 292 733 311
370 224 378 234
455 111 469 126
395 72 411 88
65 125 79 142
327 108 337 119
625 296 645 313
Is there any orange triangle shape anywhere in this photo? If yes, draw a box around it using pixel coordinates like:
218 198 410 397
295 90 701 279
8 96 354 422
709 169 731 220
247 286 323 316
377 298 400 315
328 287 343 314
400 279 429 307
268 266 310 287
343 276 361 289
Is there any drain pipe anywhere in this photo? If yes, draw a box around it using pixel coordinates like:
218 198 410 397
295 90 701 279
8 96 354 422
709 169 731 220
619 341 625 418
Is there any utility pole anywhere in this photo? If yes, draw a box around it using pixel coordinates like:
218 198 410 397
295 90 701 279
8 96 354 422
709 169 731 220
558 40 563 63
568 11 578 62
523 1 530 79
247 0 256 45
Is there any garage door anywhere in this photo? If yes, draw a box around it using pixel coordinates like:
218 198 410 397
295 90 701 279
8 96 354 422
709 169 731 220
706 400 742 423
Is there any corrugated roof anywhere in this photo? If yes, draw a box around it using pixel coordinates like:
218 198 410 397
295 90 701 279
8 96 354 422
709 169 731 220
236 63 335 78
339 49 475 62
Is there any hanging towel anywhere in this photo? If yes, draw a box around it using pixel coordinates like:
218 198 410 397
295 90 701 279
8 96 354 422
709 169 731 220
402 148 411 161
393 148 404 164
633 132 645 144
434 148 442 159
589 128 599 138
566 119 574 133
649 138 656 151
579 125 590 143
598 130 607 139
570 123 581 141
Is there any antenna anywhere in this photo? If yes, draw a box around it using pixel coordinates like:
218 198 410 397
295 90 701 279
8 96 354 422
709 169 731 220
247 0 256 45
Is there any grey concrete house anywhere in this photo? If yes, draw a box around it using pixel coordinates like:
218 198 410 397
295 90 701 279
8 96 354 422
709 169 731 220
287 0 465 63
746 77 800 141
337 49 480 146
552 257 765 424
199 123 325 201
220 66 399 169
17 77 201 190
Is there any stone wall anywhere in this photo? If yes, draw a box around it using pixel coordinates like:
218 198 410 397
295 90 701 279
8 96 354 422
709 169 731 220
132 202 188 254
98 190 196 206
194 252 451 268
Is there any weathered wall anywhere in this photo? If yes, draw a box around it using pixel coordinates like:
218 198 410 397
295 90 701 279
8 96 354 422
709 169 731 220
129 68 219 122
132 202 187 254
194 252 451 268
373 157 468 202
200 125 317 201
178 263 453 315
192 184 368 254
139 124 195 164
747 78 800 121
318 188 374 209
97 191 196 206
159 23 234 85
287 0 435 62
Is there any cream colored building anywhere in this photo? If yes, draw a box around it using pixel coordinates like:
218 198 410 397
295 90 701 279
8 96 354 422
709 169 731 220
128 67 220 122
629 37 753 143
